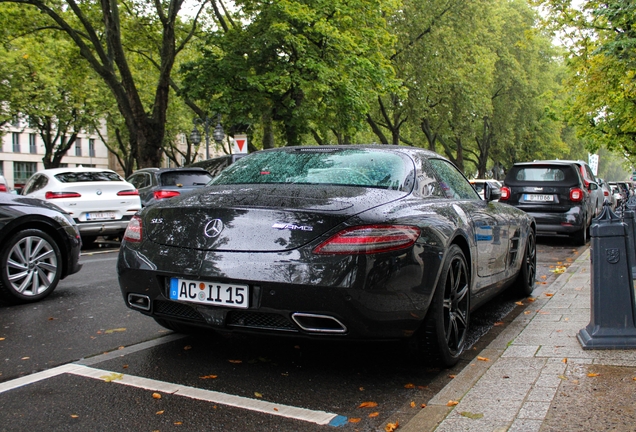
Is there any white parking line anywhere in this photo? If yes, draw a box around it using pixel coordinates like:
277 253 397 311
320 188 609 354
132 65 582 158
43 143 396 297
0 362 347 426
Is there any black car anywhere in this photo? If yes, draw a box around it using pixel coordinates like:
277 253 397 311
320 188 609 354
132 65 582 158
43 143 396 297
500 161 594 245
187 154 248 177
118 145 536 367
127 167 213 207
0 193 83 304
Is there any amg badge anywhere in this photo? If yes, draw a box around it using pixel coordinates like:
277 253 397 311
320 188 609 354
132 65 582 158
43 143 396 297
272 223 313 231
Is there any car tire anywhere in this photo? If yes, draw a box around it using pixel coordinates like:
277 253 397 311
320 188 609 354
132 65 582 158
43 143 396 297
514 230 536 297
0 229 62 304
571 223 587 246
416 244 470 367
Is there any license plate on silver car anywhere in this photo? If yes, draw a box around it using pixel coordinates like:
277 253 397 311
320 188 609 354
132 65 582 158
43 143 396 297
86 211 116 220
524 194 554 202
169 278 249 308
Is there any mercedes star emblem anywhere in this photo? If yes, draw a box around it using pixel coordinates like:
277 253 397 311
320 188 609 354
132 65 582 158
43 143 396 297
204 219 224 238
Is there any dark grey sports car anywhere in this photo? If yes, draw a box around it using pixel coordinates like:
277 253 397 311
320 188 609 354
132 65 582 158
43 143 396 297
118 145 536 366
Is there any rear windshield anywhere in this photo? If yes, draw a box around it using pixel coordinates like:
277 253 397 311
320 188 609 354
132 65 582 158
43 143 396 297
55 171 123 182
210 148 413 191
160 172 212 186
514 168 566 181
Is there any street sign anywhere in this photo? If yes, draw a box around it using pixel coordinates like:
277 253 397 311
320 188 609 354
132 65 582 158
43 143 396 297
232 134 248 154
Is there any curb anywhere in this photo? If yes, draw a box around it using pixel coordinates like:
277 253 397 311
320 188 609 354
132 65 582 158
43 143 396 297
401 247 591 432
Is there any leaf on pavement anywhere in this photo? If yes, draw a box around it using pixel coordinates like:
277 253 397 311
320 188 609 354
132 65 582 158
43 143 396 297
104 328 126 334
447 400 459 406
410 401 416 408
152 392 162 399
515 301 523 306
254 392 263 398
228 359 242 364
369 412 379 418
404 383 415 389
545 293 554 297
494 321 504 326
156 410 164 415
562 358 568 363
461 411 484 419
349 418 361 423
70 414 79 418
200 375 218 379
183 345 192 350
100 373 124 382
385 420 399 431
587 373 600 377
358 401 378 408
477 356 489 362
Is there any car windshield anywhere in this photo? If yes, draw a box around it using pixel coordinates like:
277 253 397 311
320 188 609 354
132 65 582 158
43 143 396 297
515 168 566 181
55 171 123 182
210 148 412 191
160 172 212 186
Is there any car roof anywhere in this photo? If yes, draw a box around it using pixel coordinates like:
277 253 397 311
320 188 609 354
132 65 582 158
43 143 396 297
36 167 118 174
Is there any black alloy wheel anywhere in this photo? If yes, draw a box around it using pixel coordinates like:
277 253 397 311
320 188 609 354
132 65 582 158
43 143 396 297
0 229 62 304
515 230 537 297
417 244 470 367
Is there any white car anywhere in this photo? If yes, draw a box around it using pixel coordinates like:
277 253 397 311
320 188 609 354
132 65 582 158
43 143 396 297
470 179 502 200
21 167 141 244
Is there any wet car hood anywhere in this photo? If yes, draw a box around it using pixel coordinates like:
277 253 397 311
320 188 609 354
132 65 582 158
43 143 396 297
143 184 409 252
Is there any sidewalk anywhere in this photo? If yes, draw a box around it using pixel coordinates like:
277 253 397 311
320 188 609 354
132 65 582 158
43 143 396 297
403 247 636 432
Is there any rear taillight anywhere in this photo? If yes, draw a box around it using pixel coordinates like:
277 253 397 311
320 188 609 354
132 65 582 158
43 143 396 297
500 186 511 201
45 191 81 199
570 188 584 202
117 189 139 196
123 215 142 242
604 190 609 197
154 190 181 200
0 185 6 192
313 225 420 255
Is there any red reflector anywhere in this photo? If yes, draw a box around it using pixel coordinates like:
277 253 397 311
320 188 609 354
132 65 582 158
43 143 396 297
154 190 181 200
117 189 139 196
313 225 420 255
123 215 142 242
500 187 510 200
45 191 81 199
570 188 583 202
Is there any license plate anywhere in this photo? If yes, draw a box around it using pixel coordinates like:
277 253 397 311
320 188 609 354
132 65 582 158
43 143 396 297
86 211 116 220
524 194 554 202
169 278 249 309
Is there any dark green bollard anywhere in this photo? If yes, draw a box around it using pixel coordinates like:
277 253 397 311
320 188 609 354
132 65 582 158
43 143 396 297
578 203 636 349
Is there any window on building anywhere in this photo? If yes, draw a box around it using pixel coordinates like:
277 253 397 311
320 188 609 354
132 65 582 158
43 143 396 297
13 162 37 187
12 133 20 153
29 134 37 154
0 161 4 175
75 138 82 156
89 139 96 157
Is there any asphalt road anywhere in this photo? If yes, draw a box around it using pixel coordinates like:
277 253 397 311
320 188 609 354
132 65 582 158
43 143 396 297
0 237 587 431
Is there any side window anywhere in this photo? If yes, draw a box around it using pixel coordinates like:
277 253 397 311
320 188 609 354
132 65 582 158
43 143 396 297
428 159 480 200
417 159 445 197
128 174 149 189
23 174 48 195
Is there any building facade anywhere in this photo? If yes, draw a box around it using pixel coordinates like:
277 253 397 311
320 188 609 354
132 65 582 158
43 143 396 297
0 121 110 191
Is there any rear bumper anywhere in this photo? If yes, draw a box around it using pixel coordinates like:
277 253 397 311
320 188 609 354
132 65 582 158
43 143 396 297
75 216 133 236
524 207 587 235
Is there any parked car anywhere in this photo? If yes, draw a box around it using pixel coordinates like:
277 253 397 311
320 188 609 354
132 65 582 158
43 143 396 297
118 145 536 367
0 193 82 303
188 154 248 177
610 184 624 209
470 179 502 200
21 167 141 244
500 161 594 245
0 175 8 193
127 167 213 207
534 159 604 218
597 178 616 211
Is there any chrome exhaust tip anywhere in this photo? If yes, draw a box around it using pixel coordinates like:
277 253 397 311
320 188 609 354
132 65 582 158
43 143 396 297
128 293 151 311
291 313 347 333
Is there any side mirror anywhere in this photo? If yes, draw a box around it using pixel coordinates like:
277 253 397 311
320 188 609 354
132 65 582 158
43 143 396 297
485 183 501 202
589 182 598 191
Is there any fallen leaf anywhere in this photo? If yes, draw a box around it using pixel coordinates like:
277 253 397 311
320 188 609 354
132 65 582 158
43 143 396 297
421 404 427 408
461 411 484 419
21 357 30 360
152 393 162 399
477 356 489 362
587 373 600 377
494 321 504 326
447 400 459 406
404 383 415 389
515 301 524 306
369 412 380 418
385 421 399 432
228 359 242 364
122 365 129 369
104 328 126 334
545 293 554 297
448 374 456 379
558 375 568 380
540 275 547 279
358 401 378 408
0 338 5 341
274 408 279 412
349 418 361 423
48 317 56 321
100 373 124 382
557 261 563 265
183 345 192 350
528 297 536 302
524 311 532 315
200 375 218 379
359 387 365 391
174 421 182 425
562 358 568 363
254 392 263 398
156 410 164 415
410 401 416 408
70 414 79 418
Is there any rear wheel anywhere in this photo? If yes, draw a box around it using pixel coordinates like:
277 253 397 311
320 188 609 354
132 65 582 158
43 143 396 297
415 245 470 367
0 229 62 304
514 230 537 297
571 222 587 246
